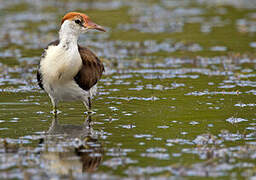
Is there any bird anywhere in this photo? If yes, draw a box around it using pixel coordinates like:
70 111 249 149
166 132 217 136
37 12 105 115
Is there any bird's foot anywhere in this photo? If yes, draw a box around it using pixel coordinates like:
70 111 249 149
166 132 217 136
50 109 61 115
84 109 96 115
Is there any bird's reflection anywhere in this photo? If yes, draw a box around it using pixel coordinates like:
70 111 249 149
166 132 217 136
40 115 103 175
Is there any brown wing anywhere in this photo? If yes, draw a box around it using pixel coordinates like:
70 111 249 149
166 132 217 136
74 45 104 91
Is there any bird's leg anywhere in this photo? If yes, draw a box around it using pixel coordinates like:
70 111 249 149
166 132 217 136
50 96 58 116
53 105 57 117
83 97 93 114
83 100 90 112
88 97 92 111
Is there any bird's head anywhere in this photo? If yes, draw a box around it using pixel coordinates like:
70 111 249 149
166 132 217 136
60 12 106 34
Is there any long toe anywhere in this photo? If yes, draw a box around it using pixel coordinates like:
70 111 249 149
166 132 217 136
84 110 96 115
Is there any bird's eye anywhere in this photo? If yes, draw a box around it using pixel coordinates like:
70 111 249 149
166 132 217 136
75 19 81 24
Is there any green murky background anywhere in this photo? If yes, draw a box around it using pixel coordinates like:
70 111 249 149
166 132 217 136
0 0 256 179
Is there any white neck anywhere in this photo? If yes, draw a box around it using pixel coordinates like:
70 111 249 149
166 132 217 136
59 21 79 49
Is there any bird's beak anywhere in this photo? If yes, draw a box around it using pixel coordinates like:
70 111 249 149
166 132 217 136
84 20 106 32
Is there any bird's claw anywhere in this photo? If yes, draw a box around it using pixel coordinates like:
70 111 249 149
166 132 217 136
51 108 61 116
84 110 95 115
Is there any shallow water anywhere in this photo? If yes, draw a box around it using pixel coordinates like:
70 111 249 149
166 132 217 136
0 0 256 179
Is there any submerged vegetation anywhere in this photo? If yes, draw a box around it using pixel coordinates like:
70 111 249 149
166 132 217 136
0 0 256 179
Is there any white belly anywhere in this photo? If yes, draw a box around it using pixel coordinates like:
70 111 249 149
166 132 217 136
40 43 89 102
40 44 82 83
45 80 90 102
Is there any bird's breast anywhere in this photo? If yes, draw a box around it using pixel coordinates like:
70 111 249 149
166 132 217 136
40 45 82 84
